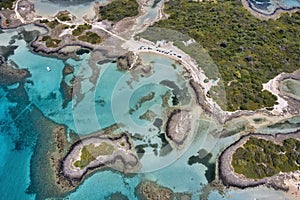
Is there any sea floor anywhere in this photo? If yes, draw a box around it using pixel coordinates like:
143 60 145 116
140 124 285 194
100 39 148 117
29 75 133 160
1 0 299 199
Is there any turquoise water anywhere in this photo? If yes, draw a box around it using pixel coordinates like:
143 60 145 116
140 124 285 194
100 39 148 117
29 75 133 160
128 83 168 126
0 88 35 200
0 24 293 200
66 171 141 200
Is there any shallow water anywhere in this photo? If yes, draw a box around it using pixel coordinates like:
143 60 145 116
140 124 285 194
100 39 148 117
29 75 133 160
32 0 106 21
280 78 300 101
248 0 300 14
208 187 286 200
0 88 35 200
0 16 298 200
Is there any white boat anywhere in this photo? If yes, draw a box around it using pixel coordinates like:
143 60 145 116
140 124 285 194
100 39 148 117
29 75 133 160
46 66 51 72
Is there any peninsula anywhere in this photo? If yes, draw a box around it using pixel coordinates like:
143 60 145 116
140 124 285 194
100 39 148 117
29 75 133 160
219 132 300 192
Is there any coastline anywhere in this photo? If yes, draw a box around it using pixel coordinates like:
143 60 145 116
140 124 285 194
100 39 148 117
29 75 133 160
218 131 300 193
1 1 300 199
60 131 140 186
1 0 298 120
241 0 300 20
263 69 300 115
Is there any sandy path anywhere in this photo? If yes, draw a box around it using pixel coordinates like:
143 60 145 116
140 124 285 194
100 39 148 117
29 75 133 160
262 73 288 115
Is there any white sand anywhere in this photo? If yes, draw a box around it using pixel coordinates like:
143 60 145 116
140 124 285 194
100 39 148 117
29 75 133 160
262 73 288 115
284 172 300 200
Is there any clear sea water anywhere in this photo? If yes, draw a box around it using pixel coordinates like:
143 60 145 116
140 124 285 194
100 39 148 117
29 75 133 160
1 1 298 199
33 0 107 21
280 79 300 101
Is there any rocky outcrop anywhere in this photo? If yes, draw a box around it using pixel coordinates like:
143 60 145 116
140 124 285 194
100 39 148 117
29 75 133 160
116 51 137 71
135 181 173 200
165 109 191 146
61 133 140 183
0 56 30 86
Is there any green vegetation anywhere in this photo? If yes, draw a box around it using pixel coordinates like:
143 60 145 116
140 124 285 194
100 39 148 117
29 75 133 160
41 36 61 48
45 20 59 29
61 24 70 30
40 19 60 29
149 0 300 111
72 23 92 36
57 13 71 22
5 19 10 25
232 137 300 179
99 0 139 22
78 31 102 44
0 0 16 9
74 142 115 169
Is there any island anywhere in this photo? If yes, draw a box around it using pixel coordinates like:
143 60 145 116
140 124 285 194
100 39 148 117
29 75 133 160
61 133 140 182
219 132 300 192
0 0 300 199
165 109 192 147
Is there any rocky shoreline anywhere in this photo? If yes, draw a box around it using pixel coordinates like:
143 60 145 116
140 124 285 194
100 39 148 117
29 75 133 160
0 56 31 86
135 180 191 200
241 0 300 20
60 132 140 185
218 131 300 191
165 109 192 147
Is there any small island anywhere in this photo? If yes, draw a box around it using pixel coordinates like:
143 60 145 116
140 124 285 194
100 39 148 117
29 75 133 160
165 109 192 147
1 0 300 199
61 133 140 182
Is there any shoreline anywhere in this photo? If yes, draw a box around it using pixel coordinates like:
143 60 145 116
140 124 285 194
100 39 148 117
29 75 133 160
165 109 191 147
218 131 300 192
241 0 300 20
1 0 298 121
60 132 140 185
263 69 300 115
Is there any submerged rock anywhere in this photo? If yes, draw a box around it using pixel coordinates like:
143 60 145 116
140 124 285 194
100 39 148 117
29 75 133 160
135 181 173 200
0 57 30 86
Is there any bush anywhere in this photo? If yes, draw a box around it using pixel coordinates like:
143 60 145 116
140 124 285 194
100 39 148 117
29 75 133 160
78 31 102 44
150 0 299 111
99 0 139 22
232 137 300 179
41 36 61 48
72 23 92 36
0 0 16 9
57 13 71 22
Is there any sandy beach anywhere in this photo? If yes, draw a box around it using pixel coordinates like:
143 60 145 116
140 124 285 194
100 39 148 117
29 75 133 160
262 73 289 115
